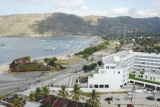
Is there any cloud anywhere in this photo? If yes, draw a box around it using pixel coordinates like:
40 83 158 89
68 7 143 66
5 0 43 3
79 6 90 12
111 8 136 16
88 8 160 18
52 0 85 8
153 0 160 6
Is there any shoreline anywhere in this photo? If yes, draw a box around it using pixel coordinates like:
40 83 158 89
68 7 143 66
0 36 103 73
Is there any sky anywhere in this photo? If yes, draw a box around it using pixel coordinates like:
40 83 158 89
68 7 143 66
0 0 160 18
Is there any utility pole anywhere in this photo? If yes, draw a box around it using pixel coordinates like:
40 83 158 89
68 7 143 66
135 28 137 37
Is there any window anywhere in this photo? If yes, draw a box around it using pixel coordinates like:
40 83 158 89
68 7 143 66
118 71 120 74
100 85 104 88
105 85 109 88
106 66 109 69
94 85 98 88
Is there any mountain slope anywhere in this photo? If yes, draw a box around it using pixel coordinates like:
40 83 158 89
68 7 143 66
0 13 160 36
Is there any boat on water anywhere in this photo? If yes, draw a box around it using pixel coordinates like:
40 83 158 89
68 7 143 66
45 47 56 51
41 40 45 42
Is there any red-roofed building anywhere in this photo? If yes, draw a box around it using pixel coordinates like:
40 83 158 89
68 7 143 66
53 99 68 107
127 104 134 107
42 96 56 103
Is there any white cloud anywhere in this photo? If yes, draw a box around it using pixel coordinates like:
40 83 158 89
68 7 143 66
79 6 90 12
6 0 43 3
88 8 160 18
52 0 85 8
153 0 160 6
111 8 136 16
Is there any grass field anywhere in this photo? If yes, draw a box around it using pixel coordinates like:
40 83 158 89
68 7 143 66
57 57 83 65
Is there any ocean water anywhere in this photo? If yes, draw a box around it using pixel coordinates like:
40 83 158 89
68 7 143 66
0 36 96 64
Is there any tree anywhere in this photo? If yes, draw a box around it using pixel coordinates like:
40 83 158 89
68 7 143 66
86 89 100 107
51 57 57 61
115 46 121 52
13 98 22 107
24 56 31 61
82 54 89 59
58 85 69 106
35 87 42 101
28 93 35 101
83 65 88 72
42 86 50 98
97 61 102 66
48 60 56 67
90 63 97 69
120 39 125 45
70 84 82 107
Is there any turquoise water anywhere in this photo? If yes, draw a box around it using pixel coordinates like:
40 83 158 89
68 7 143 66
0 37 95 64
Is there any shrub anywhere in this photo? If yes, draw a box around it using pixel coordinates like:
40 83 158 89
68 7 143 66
48 60 56 67
23 56 31 61
97 61 102 66
56 65 61 71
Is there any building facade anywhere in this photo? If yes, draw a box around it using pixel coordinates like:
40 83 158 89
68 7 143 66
88 50 160 90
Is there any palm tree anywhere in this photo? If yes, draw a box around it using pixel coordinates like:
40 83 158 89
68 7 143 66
58 85 69 106
35 87 42 101
13 98 22 107
86 89 100 107
42 86 50 98
70 84 82 107
28 93 35 101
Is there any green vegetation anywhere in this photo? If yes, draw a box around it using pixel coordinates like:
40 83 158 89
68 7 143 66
58 85 69 106
10 56 65 72
75 41 109 58
86 89 100 107
23 56 31 61
44 57 57 63
70 84 82 107
129 74 160 85
97 61 102 66
83 63 97 72
133 37 160 53
120 39 125 45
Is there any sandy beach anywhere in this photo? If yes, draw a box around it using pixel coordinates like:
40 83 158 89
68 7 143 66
0 64 9 74
0 36 103 73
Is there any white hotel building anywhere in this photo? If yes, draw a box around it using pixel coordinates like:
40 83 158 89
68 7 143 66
88 50 160 90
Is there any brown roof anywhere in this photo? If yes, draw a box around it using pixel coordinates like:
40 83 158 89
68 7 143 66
42 96 56 103
127 104 134 107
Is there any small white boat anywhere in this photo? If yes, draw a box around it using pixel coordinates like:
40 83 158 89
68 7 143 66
41 40 45 42
45 47 56 51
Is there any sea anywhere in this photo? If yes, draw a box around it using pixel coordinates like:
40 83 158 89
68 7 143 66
0 36 96 64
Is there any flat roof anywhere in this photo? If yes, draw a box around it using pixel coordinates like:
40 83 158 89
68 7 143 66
102 50 160 69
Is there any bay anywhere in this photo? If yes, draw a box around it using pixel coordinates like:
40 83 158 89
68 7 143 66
0 36 96 64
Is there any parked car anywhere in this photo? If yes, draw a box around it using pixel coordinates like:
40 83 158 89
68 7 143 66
124 96 132 100
146 96 155 100
105 97 113 101
156 98 160 101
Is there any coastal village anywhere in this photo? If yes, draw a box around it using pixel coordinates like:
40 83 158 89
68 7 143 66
1 36 160 107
